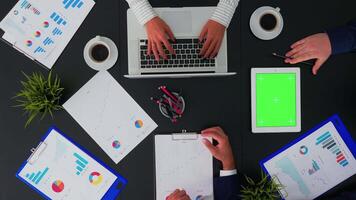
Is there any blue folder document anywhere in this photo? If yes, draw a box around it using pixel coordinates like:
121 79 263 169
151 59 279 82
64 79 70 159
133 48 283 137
16 127 127 200
260 115 356 200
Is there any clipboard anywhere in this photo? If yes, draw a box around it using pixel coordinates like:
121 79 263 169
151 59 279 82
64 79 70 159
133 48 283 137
260 115 356 200
16 126 127 200
154 130 214 200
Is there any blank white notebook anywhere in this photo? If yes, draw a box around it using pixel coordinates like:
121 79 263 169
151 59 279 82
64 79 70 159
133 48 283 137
155 134 214 200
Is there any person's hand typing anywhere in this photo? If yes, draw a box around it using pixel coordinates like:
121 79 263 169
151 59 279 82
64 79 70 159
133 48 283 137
145 17 176 61
285 33 332 75
166 189 191 200
199 20 226 59
201 127 236 170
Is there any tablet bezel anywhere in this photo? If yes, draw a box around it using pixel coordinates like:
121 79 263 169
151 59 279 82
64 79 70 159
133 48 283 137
251 67 301 133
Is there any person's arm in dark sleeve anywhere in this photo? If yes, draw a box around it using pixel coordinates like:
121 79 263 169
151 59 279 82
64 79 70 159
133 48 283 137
214 169 240 200
326 20 356 55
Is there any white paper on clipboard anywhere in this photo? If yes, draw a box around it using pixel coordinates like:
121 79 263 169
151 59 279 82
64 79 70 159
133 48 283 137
155 131 214 200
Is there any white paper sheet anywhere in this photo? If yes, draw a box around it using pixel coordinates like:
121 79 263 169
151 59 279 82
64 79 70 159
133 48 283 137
155 134 214 200
63 71 158 164
0 0 94 68
263 122 356 200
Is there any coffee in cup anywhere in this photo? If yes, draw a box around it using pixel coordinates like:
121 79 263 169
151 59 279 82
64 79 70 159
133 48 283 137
84 36 119 71
259 13 277 31
90 43 110 63
249 6 283 40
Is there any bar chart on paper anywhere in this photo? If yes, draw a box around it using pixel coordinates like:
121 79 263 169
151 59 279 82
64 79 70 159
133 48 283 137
52 28 63 36
34 46 45 53
50 12 67 26
25 167 49 184
63 0 84 9
316 131 349 167
74 152 88 175
43 37 54 45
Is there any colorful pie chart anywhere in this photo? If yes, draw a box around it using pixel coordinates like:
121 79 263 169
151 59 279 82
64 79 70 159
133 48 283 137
112 140 121 149
34 31 41 38
89 172 103 186
26 40 32 47
43 21 49 28
300 145 308 155
135 120 143 128
51 180 64 193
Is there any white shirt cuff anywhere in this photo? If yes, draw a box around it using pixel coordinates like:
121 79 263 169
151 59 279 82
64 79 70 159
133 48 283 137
220 169 237 177
129 0 157 25
210 0 240 27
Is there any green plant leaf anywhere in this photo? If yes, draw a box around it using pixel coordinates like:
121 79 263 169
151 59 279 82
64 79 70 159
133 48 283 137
14 71 64 128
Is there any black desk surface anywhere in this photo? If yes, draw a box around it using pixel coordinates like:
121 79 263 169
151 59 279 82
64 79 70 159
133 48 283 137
0 0 355 199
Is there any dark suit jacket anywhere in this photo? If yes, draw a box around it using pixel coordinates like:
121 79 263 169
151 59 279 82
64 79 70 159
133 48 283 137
326 20 356 55
214 175 240 200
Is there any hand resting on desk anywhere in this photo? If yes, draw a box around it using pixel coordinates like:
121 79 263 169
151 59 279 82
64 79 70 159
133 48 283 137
285 33 332 75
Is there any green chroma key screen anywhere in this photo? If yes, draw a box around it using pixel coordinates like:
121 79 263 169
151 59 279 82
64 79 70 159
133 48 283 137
256 73 297 127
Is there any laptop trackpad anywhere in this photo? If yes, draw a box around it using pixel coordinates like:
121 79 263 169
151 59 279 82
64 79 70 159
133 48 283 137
160 11 192 35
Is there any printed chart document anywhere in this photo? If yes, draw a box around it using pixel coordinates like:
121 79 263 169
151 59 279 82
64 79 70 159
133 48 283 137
16 127 127 200
260 115 356 200
155 134 214 200
63 71 158 164
0 0 95 68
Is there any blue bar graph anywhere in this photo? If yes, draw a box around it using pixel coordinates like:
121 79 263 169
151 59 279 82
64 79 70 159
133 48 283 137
43 37 54 46
34 46 46 53
316 132 349 167
312 160 320 171
25 167 49 184
316 131 331 145
50 12 67 26
74 153 88 175
63 0 84 9
52 28 63 36
21 0 31 9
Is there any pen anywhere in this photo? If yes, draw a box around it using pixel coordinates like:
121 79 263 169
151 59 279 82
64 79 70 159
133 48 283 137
272 52 314 66
159 86 180 103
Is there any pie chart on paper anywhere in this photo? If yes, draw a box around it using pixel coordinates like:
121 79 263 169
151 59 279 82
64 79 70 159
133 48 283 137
135 120 143 128
52 180 64 193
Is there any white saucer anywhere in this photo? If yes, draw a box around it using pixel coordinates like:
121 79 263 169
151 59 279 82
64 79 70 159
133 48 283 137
83 36 118 71
250 6 284 40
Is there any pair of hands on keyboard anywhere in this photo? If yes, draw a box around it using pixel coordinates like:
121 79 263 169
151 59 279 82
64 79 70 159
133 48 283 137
145 17 226 61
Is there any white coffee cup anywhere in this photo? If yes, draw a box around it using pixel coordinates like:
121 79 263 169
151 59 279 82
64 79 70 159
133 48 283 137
250 6 284 40
83 36 118 71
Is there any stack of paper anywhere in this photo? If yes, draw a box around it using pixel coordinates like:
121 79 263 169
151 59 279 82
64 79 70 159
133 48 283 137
0 0 95 68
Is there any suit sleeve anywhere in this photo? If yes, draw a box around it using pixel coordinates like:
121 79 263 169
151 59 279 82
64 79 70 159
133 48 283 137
326 20 356 55
214 174 240 200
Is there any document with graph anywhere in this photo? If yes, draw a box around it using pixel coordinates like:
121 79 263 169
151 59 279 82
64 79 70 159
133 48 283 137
63 71 158 164
260 115 356 200
155 133 214 200
0 0 95 68
16 127 127 200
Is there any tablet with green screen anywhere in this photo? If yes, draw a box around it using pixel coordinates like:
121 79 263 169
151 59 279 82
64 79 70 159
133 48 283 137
251 68 301 133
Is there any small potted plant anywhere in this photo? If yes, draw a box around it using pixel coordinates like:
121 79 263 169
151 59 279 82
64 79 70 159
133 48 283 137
14 71 64 127
240 170 284 200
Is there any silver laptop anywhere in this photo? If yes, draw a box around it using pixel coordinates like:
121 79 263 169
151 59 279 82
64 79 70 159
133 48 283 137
125 7 236 78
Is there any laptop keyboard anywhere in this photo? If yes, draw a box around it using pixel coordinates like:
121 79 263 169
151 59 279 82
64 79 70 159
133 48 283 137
139 38 216 69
